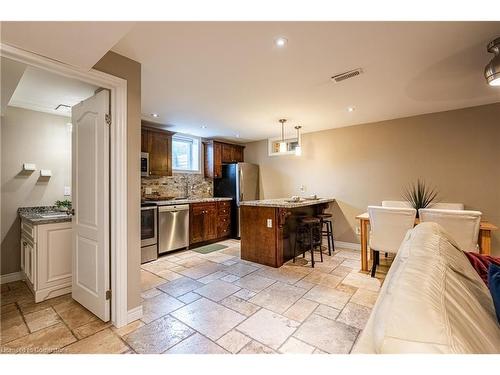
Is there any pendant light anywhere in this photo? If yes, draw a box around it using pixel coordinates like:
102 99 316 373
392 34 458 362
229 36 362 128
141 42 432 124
278 119 287 153
485 37 500 86
294 125 302 156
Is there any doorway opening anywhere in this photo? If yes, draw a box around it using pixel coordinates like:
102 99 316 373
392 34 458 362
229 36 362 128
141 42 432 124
1 44 129 327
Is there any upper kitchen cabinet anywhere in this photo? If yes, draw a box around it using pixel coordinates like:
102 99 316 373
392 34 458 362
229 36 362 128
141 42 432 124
141 121 174 177
203 140 244 179
221 142 244 163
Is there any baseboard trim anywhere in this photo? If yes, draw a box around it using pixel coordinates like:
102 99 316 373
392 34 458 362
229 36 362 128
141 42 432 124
334 241 361 251
127 305 143 324
0 271 23 284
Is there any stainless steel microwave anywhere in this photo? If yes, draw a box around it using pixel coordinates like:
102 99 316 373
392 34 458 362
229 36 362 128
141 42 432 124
141 152 149 177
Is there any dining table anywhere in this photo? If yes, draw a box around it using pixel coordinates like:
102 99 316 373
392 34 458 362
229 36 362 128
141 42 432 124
355 212 498 272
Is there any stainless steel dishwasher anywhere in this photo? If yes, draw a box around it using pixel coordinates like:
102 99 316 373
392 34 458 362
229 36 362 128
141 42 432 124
158 204 190 254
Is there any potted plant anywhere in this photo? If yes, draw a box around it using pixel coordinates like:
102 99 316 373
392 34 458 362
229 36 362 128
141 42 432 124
402 179 438 217
55 199 72 212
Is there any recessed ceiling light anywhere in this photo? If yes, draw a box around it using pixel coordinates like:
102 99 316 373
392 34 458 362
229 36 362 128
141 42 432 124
347 106 355 112
151 113 159 118
201 125 207 129
275 37 288 48
235 134 240 138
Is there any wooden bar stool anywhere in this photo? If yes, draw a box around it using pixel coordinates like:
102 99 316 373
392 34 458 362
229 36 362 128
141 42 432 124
317 213 334 256
293 217 323 267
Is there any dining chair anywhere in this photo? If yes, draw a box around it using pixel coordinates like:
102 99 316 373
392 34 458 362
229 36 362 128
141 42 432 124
381 200 412 208
418 208 482 252
368 206 417 277
427 202 465 210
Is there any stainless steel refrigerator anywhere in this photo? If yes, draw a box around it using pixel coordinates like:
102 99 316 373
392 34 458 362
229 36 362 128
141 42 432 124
214 162 259 237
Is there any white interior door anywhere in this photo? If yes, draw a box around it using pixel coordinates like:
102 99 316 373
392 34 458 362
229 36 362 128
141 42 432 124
71 89 110 321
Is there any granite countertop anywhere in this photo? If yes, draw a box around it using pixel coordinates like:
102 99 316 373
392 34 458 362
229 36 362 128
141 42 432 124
239 197 335 208
144 197 233 206
18 206 72 225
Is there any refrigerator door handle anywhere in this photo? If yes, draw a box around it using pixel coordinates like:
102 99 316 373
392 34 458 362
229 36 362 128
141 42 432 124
238 167 244 203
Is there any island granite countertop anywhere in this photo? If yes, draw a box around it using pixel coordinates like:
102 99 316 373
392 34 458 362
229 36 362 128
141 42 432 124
18 206 72 225
239 197 335 209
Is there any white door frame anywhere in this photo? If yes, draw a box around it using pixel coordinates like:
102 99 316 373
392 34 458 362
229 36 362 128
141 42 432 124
1 43 129 328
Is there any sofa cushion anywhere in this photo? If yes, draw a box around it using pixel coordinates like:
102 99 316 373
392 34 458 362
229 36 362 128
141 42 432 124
353 222 500 354
488 263 500 323
465 252 500 287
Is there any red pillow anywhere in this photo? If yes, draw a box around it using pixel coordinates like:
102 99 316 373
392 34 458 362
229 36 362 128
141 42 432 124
464 252 500 287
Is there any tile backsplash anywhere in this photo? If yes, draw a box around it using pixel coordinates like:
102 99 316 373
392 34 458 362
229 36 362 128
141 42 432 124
141 173 213 199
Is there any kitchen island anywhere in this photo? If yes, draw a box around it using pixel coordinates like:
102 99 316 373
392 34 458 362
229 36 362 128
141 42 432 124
239 198 335 267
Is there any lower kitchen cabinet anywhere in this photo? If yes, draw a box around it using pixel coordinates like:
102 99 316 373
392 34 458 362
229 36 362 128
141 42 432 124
189 201 232 245
20 220 72 302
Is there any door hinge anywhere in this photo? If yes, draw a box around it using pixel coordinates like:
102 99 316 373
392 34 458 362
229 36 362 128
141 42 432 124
105 114 111 126
106 290 112 300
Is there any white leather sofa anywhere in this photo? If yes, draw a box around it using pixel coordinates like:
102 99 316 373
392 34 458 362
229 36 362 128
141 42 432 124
353 222 500 353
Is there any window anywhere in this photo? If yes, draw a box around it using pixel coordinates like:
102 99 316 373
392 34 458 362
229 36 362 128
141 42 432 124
172 134 200 173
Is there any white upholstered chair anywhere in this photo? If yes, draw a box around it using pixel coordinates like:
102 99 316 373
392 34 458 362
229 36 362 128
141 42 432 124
427 202 465 210
418 208 482 252
368 206 417 277
381 200 412 208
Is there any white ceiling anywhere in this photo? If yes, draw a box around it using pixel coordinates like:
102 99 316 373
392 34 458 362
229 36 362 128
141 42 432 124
2 22 499 141
1 21 135 70
6 59 98 116
112 22 500 142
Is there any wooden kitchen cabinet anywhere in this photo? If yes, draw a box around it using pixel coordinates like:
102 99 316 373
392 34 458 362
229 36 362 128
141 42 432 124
189 201 232 245
217 201 231 238
20 220 72 302
203 141 223 179
203 140 244 179
190 203 218 244
221 143 244 163
141 122 174 177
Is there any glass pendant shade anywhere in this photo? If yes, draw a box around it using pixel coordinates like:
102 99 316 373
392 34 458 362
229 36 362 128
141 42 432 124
279 141 287 153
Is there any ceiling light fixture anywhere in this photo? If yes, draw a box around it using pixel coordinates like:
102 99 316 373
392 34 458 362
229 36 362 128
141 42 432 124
235 134 240 138
278 119 287 153
275 37 288 48
485 37 500 86
347 106 355 112
294 126 302 156
151 113 159 118
201 125 207 129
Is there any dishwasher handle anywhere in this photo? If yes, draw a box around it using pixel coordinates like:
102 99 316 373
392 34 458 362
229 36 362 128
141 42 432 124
158 204 189 213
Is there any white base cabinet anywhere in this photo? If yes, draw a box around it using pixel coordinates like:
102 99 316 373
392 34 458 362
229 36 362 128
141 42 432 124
21 220 72 302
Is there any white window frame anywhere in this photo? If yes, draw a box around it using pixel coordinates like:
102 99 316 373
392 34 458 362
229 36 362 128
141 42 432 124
172 133 202 174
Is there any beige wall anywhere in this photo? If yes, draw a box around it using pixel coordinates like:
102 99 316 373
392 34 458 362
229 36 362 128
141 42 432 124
1 107 71 274
94 51 141 311
244 103 500 256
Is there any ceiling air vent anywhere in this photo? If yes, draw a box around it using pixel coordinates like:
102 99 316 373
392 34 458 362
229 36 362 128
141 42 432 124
331 68 363 83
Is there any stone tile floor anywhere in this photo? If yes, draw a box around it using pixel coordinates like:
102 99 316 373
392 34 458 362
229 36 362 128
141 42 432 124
0 239 390 354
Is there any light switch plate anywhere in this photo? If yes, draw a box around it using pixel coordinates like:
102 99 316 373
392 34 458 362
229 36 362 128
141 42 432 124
267 219 272 228
64 186 71 196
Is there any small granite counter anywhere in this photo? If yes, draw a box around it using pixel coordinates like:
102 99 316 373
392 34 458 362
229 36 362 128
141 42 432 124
18 206 72 225
240 198 335 267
